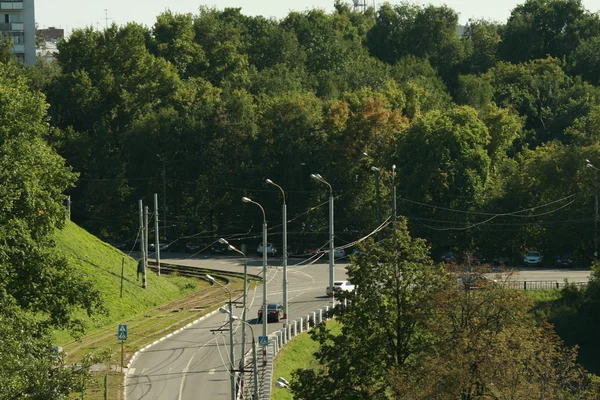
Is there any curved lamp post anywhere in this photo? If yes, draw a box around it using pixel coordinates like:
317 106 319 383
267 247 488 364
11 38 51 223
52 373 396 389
242 196 268 337
370 166 382 241
266 179 288 322
311 173 335 308
219 238 248 375
221 310 260 400
586 160 599 260
206 274 235 400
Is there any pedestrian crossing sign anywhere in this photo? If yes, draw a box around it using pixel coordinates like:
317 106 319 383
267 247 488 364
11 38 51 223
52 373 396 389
118 324 128 341
258 336 268 347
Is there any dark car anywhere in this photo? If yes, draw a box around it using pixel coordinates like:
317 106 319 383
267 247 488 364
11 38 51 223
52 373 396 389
555 254 574 268
257 303 284 323
211 243 227 254
185 241 202 253
440 252 456 263
458 274 497 290
492 255 510 267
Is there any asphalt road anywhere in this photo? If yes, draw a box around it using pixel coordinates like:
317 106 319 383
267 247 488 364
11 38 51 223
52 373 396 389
125 254 592 400
126 253 343 400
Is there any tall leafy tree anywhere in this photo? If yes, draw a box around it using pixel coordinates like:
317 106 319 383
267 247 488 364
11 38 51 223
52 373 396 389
0 62 101 327
292 219 444 399
499 0 600 63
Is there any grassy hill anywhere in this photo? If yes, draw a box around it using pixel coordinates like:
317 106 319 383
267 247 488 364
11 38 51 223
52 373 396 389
52 221 205 345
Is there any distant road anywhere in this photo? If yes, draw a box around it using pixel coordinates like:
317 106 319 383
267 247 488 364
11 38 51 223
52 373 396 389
126 253 345 400
125 254 591 400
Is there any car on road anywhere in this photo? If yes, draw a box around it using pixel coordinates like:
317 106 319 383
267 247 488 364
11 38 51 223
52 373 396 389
524 251 543 266
257 242 277 256
326 281 355 297
257 303 284 323
555 253 574 268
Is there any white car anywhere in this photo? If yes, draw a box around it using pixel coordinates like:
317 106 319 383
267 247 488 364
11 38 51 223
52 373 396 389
326 281 355 297
524 251 543 266
257 242 277 256
326 248 346 259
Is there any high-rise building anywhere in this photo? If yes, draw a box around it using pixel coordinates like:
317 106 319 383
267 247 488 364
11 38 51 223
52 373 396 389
0 0 35 64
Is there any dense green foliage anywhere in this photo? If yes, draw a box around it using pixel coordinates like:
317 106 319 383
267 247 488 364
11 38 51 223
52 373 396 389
25 0 600 266
291 220 599 399
4 0 600 396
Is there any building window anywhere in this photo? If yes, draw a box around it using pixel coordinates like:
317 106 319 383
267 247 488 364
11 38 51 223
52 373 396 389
11 32 23 43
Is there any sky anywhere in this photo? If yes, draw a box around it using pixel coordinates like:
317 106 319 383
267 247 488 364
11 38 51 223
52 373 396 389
36 0 600 33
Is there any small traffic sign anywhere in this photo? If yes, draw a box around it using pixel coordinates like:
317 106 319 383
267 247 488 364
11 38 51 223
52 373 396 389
118 324 128 341
258 336 269 347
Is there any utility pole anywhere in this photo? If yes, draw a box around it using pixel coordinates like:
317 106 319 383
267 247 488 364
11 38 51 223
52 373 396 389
162 160 167 240
144 206 149 265
595 171 598 261
392 165 397 225
67 196 71 221
139 200 147 289
154 193 160 275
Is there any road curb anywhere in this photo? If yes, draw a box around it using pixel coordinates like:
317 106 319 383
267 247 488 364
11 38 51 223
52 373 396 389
123 307 222 400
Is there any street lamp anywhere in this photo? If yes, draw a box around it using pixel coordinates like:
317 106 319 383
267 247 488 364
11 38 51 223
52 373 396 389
219 238 248 376
586 160 599 260
266 179 289 322
311 173 335 308
206 274 235 400
242 196 269 337
370 166 382 241
221 310 260 400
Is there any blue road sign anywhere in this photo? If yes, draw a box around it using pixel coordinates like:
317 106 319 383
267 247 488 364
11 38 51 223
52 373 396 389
118 324 128 341
258 336 269 347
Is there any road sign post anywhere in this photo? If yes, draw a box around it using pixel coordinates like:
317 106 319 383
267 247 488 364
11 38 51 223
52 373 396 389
258 336 268 347
118 324 127 372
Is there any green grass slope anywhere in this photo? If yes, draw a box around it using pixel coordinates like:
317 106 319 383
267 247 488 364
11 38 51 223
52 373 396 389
52 221 202 344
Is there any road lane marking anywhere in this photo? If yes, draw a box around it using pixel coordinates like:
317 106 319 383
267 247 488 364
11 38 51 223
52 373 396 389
178 336 218 400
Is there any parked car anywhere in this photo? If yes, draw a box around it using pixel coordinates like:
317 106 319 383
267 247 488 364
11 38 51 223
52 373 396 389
457 274 497 290
257 303 284 323
185 241 202 253
555 253 574 268
440 252 456 263
327 248 346 259
326 281 355 297
257 242 277 256
211 243 227 254
492 255 510 266
148 243 169 251
524 251 543 266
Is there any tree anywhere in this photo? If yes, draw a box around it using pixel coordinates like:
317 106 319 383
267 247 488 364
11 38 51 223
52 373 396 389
151 11 207 77
570 35 600 86
367 3 467 82
389 274 599 399
499 0 600 63
0 33 14 64
460 19 501 75
292 219 445 399
397 106 491 210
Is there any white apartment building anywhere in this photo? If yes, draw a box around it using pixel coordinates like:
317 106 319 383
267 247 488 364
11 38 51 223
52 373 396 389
0 0 35 64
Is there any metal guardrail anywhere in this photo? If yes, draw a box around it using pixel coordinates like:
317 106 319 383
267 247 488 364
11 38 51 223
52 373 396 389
500 281 588 290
